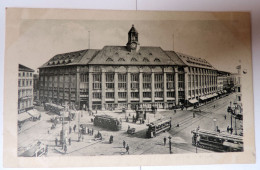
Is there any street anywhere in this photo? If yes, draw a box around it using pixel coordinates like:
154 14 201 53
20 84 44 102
18 93 242 156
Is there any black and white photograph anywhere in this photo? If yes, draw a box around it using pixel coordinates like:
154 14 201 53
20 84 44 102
2 8 255 167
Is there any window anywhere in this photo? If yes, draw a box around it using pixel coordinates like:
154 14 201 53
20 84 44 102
106 92 114 99
30 73 32 77
154 58 161 62
106 73 114 89
237 87 241 93
131 92 139 98
19 73 21 77
18 80 21 87
238 96 241 101
131 57 138 62
26 80 28 86
30 80 32 86
80 74 89 82
118 58 125 62
155 74 163 89
93 74 101 90
23 72 25 77
93 66 101 72
143 92 151 98
118 92 127 99
166 74 174 89
143 58 149 62
155 92 163 98
131 73 139 89
93 92 101 99
118 74 127 89
106 58 113 62
143 73 151 89
167 92 175 98
27 72 29 77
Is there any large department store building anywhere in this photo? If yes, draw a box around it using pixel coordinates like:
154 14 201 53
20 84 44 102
39 25 219 110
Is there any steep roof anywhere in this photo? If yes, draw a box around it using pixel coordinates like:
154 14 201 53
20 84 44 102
164 51 186 66
128 25 138 34
19 64 34 72
175 52 216 70
88 46 178 66
39 49 99 68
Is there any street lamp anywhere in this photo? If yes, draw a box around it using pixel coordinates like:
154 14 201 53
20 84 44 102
168 136 172 154
213 118 217 131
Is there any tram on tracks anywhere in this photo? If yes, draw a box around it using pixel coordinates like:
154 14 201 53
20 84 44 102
146 118 172 138
44 103 65 115
93 115 122 131
191 129 243 152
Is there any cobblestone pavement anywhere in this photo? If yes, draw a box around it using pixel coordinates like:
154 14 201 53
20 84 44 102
18 93 241 156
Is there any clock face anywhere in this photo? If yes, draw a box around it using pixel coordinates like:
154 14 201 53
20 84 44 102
130 43 137 49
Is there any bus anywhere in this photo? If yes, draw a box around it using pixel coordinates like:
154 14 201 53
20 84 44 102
93 115 122 131
191 129 243 152
146 118 172 138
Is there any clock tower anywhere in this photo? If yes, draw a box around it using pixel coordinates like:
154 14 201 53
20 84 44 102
126 25 140 52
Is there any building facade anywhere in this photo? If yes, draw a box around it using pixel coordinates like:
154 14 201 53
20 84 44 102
33 74 39 101
39 25 218 110
18 64 34 113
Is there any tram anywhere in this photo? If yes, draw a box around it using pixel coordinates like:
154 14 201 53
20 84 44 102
93 115 122 131
44 103 65 115
191 129 243 152
146 118 172 138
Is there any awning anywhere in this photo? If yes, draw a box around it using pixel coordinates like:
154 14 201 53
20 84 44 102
213 93 218 97
18 112 32 122
189 99 199 104
206 94 214 99
199 96 207 100
27 109 41 118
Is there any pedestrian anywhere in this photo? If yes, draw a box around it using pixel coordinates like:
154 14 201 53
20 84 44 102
55 137 58 146
126 117 129 122
64 145 67 153
126 144 129 154
139 118 142 124
227 126 230 132
69 137 71 145
69 126 72 134
45 145 48 155
133 115 135 122
164 137 167 146
73 125 76 133
87 128 90 134
224 115 226 120
92 128 94 135
123 140 126 148
48 129 50 134
128 125 130 130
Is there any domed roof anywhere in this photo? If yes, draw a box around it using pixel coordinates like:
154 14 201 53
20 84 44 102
128 24 138 34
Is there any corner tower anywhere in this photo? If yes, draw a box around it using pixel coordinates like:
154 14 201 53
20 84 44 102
126 24 140 52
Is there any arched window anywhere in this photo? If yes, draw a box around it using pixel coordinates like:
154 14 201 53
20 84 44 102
131 57 138 62
118 58 125 62
154 58 161 62
143 58 149 62
106 58 113 62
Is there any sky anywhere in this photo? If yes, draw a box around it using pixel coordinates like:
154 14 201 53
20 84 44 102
5 10 251 73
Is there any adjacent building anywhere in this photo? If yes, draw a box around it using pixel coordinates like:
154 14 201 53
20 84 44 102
38 25 219 110
33 73 39 101
18 64 34 113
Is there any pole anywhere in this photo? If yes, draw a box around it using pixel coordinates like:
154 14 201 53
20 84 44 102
78 110 80 142
235 117 237 135
230 114 233 134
